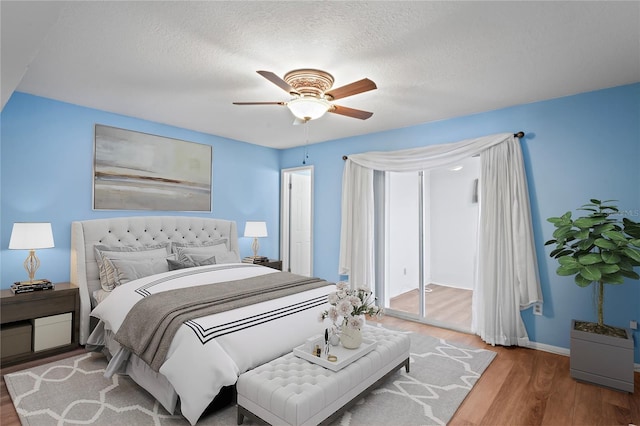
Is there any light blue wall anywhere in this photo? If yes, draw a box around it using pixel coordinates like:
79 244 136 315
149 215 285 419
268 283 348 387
281 83 640 361
1 93 281 287
2 84 639 362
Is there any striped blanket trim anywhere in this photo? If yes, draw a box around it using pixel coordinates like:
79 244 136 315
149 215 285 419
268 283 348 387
184 294 328 344
134 263 259 297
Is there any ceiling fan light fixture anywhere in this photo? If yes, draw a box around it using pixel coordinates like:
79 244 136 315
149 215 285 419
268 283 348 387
287 97 331 121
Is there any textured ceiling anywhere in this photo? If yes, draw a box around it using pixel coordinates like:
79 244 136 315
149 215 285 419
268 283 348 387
2 1 639 149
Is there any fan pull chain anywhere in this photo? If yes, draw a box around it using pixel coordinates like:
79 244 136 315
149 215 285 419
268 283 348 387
302 121 310 165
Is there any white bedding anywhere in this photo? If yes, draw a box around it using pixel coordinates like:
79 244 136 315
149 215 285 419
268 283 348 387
88 263 333 425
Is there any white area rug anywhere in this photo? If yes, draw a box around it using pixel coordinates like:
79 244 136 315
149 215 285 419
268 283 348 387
5 331 495 425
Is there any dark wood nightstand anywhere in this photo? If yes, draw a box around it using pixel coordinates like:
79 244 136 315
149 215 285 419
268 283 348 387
258 259 283 271
0 282 80 366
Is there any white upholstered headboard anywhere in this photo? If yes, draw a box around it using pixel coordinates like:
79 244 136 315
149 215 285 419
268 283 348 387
70 216 239 344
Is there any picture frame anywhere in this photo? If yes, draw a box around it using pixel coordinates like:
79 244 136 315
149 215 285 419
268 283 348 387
93 124 212 211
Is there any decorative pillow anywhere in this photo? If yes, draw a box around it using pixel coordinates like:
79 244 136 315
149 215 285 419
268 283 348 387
102 256 173 287
167 255 216 271
213 250 241 264
94 243 171 291
175 243 229 263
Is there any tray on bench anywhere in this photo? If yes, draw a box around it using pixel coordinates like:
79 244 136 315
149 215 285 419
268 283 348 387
293 338 377 371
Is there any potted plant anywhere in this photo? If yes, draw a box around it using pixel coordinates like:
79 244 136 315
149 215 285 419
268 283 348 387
545 199 640 392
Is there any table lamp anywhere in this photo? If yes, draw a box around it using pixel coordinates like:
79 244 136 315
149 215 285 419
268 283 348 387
244 221 267 259
9 222 55 285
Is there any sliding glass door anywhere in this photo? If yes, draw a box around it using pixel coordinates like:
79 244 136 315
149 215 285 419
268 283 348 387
382 157 479 332
385 171 423 317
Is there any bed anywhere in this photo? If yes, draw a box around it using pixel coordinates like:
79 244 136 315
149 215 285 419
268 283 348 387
70 216 334 425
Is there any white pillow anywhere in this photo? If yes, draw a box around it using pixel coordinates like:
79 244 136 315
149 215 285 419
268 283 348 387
171 238 228 254
214 250 241 264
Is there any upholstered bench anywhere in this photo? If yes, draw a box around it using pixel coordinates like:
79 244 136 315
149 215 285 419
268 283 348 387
236 325 410 426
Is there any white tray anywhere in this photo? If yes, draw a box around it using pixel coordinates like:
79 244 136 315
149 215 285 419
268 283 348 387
293 339 377 371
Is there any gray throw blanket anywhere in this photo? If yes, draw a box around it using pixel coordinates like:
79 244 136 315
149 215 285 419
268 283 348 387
114 271 330 371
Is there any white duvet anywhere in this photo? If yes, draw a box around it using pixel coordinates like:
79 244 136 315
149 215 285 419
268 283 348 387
88 263 334 425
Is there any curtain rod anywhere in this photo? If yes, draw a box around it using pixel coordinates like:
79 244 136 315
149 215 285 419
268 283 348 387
342 131 525 160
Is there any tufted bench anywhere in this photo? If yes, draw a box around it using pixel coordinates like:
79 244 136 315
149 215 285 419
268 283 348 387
236 325 410 426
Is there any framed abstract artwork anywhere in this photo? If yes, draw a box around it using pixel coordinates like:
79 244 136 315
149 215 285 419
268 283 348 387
93 124 212 211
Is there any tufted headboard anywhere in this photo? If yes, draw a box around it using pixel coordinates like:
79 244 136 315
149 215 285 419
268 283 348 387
70 216 239 344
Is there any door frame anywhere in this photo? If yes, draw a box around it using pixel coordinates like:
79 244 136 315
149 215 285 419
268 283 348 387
280 165 314 275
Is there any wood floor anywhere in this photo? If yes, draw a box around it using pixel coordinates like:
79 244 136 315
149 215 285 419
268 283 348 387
390 283 473 330
2 317 638 425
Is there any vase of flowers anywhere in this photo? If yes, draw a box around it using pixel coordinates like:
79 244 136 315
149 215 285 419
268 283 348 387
319 281 384 349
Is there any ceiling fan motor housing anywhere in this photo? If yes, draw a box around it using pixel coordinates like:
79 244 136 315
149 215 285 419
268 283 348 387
284 69 334 98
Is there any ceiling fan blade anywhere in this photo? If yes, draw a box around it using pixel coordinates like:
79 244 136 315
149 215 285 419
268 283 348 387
233 101 286 105
329 105 374 120
325 78 377 101
257 70 299 95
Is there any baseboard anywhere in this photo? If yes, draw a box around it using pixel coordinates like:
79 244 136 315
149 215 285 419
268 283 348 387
527 341 570 356
528 341 640 372
426 281 473 291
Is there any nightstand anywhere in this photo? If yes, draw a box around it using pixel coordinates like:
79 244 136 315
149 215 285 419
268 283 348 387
0 282 80 366
258 259 283 271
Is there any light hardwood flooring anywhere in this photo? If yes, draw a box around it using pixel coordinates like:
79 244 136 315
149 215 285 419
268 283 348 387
390 283 473 330
2 317 639 425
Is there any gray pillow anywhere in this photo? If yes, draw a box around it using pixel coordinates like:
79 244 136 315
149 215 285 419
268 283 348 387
103 256 173 287
175 243 229 263
167 255 216 271
94 243 171 291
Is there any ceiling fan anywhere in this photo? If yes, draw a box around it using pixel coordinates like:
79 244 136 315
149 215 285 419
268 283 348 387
233 69 377 123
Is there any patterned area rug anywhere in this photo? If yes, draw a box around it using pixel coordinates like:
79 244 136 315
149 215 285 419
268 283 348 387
5 331 495 425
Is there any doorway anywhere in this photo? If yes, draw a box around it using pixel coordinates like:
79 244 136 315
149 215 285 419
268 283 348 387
281 166 313 276
384 156 479 332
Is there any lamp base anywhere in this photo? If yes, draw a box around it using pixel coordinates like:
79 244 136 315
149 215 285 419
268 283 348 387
14 278 51 286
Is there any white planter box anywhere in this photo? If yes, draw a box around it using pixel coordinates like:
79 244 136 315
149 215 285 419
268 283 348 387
33 313 72 352
570 319 634 393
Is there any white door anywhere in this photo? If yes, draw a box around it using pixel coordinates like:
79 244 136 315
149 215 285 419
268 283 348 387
290 172 311 276
281 166 313 276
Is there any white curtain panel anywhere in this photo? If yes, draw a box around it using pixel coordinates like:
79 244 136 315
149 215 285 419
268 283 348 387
339 132 542 346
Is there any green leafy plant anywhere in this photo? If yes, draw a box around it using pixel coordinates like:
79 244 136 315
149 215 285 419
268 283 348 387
545 199 640 336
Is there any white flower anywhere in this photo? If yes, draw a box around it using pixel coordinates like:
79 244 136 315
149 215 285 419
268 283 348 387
348 295 362 307
318 281 384 331
328 306 339 322
347 316 363 329
336 281 350 291
337 299 353 317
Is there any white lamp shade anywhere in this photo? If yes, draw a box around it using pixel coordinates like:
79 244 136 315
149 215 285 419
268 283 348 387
9 222 55 250
287 97 330 121
244 221 268 238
